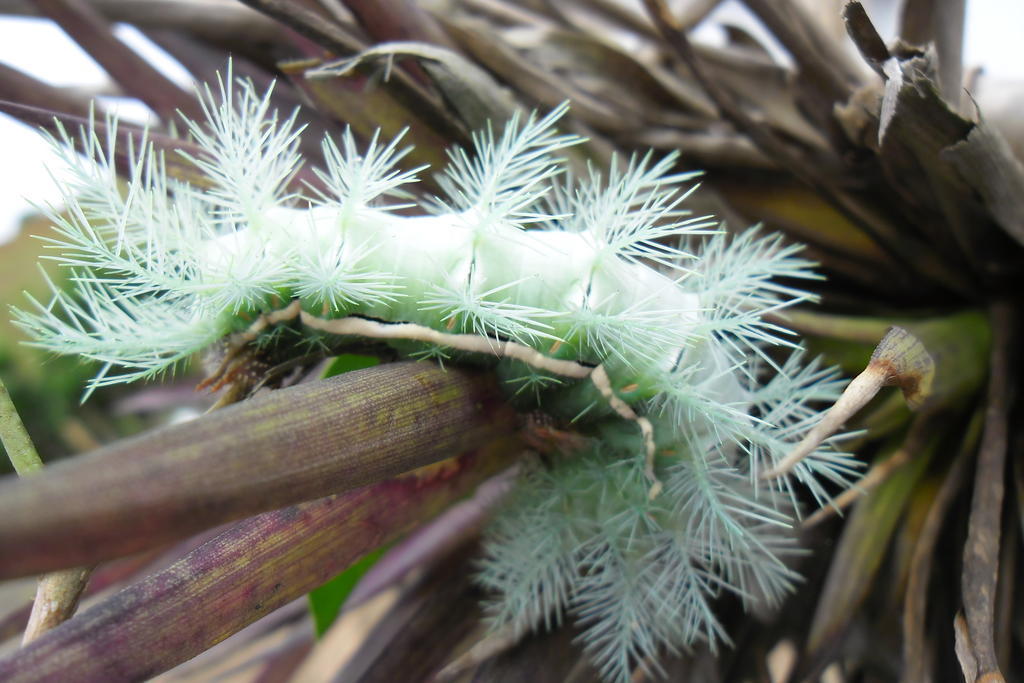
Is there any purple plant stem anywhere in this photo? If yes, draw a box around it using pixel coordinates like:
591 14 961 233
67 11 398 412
0 362 517 578
344 465 519 609
0 437 520 682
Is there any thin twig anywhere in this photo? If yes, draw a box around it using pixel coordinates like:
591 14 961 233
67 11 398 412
740 0 862 103
960 301 1014 681
765 325 934 480
299 311 660 494
21 568 93 645
900 411 979 683
0 62 94 119
898 0 966 109
212 302 660 493
802 414 933 528
0 378 93 643
642 0 966 295
34 0 204 122
0 0 281 44
236 0 365 55
767 363 887 479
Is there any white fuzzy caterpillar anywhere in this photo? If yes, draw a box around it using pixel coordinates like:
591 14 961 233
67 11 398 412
13 72 859 681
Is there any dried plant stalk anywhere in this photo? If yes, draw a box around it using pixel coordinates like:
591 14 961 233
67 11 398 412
0 363 517 578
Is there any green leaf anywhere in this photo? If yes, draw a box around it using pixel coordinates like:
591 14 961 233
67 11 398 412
322 353 380 378
308 546 387 636
805 429 939 656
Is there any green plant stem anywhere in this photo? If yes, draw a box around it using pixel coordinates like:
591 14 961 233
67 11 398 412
0 377 44 476
0 378 93 643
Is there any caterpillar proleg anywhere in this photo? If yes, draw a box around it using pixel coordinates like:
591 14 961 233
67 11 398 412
13 72 860 682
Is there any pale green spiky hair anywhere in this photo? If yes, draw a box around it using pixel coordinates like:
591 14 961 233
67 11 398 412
12 69 859 682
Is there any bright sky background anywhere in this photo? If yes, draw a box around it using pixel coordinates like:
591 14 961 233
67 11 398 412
0 17 193 245
0 0 1021 245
